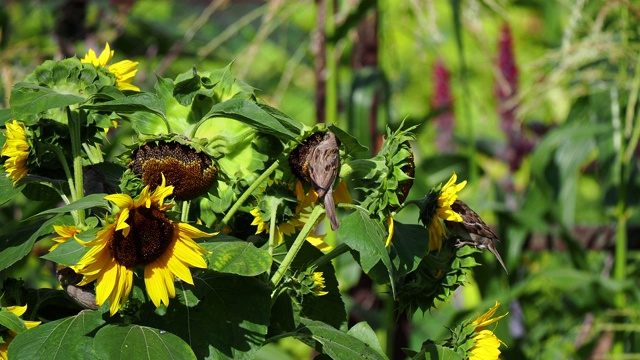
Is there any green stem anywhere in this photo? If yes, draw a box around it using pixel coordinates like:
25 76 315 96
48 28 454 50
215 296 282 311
270 205 325 289
67 107 85 225
215 160 280 232
307 243 350 269
51 146 76 202
268 200 278 261
181 201 191 223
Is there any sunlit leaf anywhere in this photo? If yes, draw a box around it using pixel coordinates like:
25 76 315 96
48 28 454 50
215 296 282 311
8 310 105 360
93 325 196 360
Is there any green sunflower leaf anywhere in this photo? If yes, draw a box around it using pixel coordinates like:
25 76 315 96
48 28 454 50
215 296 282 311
24 193 109 220
0 108 12 123
93 325 196 360
201 237 272 276
202 99 298 141
328 124 368 157
339 208 395 294
406 341 465 360
0 172 24 206
0 309 27 334
40 229 96 265
80 92 167 119
389 221 430 277
288 241 347 331
7 310 105 360
293 318 389 360
143 273 271 360
0 216 58 271
347 322 385 357
10 83 85 124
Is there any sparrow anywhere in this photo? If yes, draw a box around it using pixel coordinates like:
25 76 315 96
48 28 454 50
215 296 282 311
307 131 340 231
444 200 508 274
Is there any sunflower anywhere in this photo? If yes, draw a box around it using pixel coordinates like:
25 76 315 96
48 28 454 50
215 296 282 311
74 175 216 315
81 42 140 91
0 305 41 360
50 225 81 252
1 120 30 185
419 172 467 251
469 301 509 360
311 272 328 296
251 180 350 251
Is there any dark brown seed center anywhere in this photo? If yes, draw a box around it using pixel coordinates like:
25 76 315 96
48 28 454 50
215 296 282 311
110 207 175 268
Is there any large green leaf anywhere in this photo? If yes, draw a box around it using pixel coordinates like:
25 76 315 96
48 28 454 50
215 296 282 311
8 310 105 360
289 242 347 331
0 216 58 271
93 325 196 360
25 194 109 220
10 83 85 122
294 318 388 360
202 99 298 141
0 309 27 334
142 272 271 360
40 228 97 265
389 221 430 277
80 93 166 119
0 173 24 206
339 208 394 293
201 238 272 276
346 322 385 358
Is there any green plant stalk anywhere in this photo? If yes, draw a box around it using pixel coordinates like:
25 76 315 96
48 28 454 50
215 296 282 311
52 146 78 224
307 243 350 269
67 107 85 225
181 201 191 223
215 160 280 231
271 205 325 289
268 200 278 260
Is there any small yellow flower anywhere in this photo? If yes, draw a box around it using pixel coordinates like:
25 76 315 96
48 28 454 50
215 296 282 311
50 225 81 252
81 42 140 91
0 305 41 360
311 272 328 296
1 120 29 185
74 175 216 315
469 301 508 360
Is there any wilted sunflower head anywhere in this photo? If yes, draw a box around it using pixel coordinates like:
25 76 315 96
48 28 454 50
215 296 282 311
128 139 218 201
288 130 338 184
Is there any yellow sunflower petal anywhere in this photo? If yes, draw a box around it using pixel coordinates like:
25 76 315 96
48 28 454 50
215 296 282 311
5 305 27 317
306 231 332 251
105 193 133 211
473 301 509 328
333 179 352 204
385 216 394 247
144 264 173 308
98 42 114 66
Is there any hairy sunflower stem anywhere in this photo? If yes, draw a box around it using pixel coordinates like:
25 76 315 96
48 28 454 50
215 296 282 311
181 201 191 223
51 145 76 202
270 205 325 289
216 160 280 232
